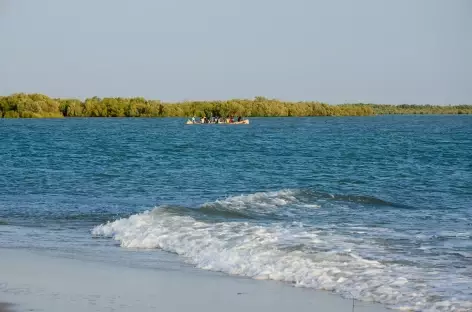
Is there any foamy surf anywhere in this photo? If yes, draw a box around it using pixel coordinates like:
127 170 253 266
92 190 472 311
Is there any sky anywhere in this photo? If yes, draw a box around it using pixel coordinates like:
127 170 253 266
1 0 471 104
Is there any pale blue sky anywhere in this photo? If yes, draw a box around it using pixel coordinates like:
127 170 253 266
1 0 471 104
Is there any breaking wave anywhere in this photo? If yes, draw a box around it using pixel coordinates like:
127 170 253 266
92 190 472 311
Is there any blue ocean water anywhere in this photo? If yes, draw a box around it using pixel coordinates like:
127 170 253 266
0 116 471 311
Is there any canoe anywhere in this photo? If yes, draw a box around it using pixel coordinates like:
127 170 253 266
186 119 249 125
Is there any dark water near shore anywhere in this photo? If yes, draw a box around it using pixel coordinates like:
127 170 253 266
1 116 471 311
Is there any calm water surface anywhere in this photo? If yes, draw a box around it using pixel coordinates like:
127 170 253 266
1 116 471 311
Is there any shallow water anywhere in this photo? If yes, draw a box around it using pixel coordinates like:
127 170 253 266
1 116 471 311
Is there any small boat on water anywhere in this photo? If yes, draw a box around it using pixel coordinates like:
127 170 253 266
185 118 249 125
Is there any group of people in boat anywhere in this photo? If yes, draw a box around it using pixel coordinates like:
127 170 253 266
189 115 246 124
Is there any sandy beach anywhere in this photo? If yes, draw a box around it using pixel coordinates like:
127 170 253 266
0 248 389 312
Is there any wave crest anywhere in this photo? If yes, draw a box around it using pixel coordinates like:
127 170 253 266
91 190 471 311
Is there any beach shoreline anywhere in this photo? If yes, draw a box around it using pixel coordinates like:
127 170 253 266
0 248 389 312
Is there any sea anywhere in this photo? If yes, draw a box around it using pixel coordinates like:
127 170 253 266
0 116 471 311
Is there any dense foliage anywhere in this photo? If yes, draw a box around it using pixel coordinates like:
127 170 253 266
370 104 472 115
0 93 470 118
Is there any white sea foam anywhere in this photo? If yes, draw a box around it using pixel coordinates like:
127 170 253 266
92 190 472 312
212 189 299 208
207 189 320 216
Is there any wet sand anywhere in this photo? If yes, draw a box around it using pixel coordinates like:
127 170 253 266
0 248 389 312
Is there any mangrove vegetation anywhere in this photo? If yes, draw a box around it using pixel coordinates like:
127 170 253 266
0 93 470 118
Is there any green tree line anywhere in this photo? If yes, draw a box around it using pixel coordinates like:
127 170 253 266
370 104 472 115
0 93 470 118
